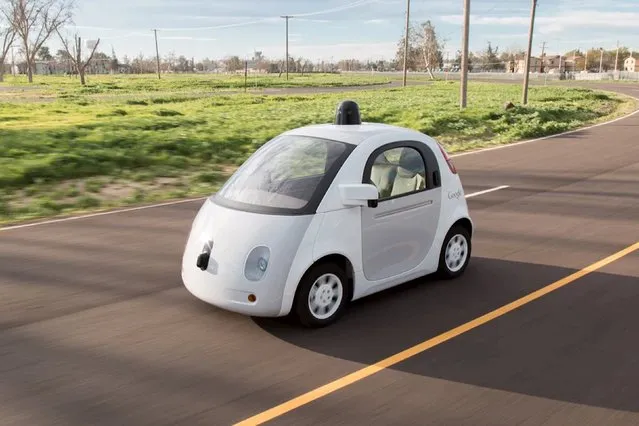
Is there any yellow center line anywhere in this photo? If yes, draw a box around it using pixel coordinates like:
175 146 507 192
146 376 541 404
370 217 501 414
234 241 639 426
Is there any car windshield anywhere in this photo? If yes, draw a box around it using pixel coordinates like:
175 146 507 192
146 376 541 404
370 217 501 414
215 134 351 214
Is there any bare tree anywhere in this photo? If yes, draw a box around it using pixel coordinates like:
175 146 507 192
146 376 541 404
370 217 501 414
55 29 99 84
416 20 443 79
4 0 74 82
394 22 421 71
224 55 242 72
395 20 443 75
0 7 16 82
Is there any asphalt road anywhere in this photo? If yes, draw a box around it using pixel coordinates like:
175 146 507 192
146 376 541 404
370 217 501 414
1 82 638 426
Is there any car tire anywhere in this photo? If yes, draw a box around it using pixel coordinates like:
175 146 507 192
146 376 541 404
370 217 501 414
294 262 349 328
437 225 472 279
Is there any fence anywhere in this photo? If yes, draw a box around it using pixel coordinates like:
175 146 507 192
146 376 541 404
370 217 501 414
365 70 639 83
569 71 639 81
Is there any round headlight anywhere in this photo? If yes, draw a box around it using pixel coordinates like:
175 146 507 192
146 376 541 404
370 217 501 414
244 246 270 281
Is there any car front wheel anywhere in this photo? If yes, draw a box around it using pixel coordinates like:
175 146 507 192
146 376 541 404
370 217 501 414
437 225 471 279
294 262 348 328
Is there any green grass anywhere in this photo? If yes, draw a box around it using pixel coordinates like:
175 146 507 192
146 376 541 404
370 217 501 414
0 72 393 99
0 77 636 226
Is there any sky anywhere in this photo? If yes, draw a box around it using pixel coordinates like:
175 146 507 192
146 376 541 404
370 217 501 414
56 0 639 62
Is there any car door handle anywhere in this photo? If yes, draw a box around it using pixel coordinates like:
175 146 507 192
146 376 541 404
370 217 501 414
374 200 433 219
433 170 441 187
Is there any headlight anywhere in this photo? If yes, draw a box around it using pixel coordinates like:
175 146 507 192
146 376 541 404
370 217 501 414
244 246 270 281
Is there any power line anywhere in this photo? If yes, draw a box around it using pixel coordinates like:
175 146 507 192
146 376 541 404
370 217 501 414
156 18 278 32
72 0 377 33
288 0 375 18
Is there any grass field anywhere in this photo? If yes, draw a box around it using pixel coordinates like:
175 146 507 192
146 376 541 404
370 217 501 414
0 73 636 225
0 72 393 99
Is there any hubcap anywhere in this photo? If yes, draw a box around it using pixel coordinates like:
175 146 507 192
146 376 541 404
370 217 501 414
445 234 468 272
308 273 343 320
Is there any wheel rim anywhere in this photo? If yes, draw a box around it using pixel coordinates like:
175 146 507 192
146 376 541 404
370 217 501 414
445 234 468 272
308 273 343 320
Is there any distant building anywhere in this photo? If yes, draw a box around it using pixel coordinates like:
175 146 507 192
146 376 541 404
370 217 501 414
117 63 132 74
442 60 457 72
515 56 541 73
542 55 566 73
85 58 111 74
562 56 582 73
32 60 74 75
34 60 56 75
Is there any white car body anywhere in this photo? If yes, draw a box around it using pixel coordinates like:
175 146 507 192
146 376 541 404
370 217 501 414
181 101 473 327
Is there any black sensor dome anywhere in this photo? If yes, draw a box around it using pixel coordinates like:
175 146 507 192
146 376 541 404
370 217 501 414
334 100 361 125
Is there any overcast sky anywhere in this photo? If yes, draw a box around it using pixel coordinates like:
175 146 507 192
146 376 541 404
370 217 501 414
60 0 639 62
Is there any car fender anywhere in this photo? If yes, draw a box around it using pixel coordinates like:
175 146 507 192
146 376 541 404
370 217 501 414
277 212 325 317
434 203 474 256
278 207 363 316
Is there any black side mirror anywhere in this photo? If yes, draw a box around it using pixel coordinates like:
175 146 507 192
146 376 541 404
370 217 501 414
368 199 378 208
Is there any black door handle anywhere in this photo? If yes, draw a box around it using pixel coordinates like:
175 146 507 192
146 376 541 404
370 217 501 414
433 170 441 187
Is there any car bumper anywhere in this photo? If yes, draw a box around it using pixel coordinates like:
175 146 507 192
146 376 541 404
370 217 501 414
181 263 285 317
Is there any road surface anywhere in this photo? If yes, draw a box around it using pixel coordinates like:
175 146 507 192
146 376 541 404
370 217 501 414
1 82 638 426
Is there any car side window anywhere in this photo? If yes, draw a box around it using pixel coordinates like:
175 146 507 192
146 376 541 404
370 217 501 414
368 146 427 200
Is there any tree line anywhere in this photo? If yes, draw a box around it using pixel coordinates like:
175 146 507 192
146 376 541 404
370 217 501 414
0 0 397 83
394 20 636 73
2 3 636 85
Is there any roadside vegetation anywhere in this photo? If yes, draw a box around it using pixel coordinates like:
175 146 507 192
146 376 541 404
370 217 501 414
0 72 393 99
0 75 635 225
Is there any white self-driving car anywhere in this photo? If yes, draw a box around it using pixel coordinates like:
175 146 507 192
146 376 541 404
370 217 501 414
182 101 473 327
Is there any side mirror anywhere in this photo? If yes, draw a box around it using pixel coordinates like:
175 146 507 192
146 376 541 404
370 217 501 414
338 183 379 207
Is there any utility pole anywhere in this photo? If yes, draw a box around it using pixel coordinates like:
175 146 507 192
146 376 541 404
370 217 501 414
281 15 293 80
614 40 619 72
539 41 546 73
402 0 411 87
584 48 588 71
153 29 161 79
599 47 604 73
460 0 470 109
446 50 450 80
522 0 537 105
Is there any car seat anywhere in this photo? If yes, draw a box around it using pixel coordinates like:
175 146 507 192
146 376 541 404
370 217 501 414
369 154 397 198
391 148 426 196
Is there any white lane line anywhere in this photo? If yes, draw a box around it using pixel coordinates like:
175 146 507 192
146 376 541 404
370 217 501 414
0 197 208 232
465 185 510 198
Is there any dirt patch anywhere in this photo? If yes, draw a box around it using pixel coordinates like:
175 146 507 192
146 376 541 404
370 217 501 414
99 182 140 200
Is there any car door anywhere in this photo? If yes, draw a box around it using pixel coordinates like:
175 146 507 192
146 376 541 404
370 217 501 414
360 141 442 282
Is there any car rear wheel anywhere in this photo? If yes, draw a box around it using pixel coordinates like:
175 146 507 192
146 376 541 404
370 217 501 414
294 262 348 328
437 225 471 279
